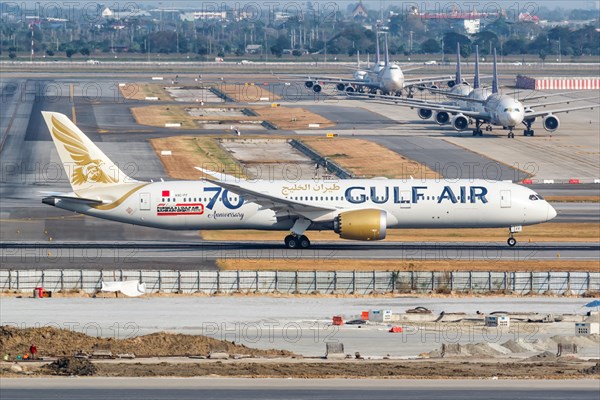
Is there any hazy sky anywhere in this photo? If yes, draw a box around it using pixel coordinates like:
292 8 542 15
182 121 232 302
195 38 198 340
10 1 600 11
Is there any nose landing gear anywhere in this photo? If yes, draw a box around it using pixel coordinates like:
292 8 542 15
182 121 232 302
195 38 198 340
507 226 522 246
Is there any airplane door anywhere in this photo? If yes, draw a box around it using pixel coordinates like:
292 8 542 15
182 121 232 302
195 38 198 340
400 191 411 209
500 190 511 208
139 193 151 211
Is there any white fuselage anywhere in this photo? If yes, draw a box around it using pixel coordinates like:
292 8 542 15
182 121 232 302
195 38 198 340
377 64 405 93
482 94 525 128
50 179 555 232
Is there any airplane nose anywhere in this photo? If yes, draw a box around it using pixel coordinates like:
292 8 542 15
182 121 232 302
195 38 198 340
547 203 557 221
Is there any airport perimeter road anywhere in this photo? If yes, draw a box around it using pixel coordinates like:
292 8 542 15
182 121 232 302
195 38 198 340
1 241 598 269
1 378 599 400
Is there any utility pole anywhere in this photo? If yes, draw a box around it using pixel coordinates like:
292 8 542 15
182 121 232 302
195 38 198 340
409 31 414 53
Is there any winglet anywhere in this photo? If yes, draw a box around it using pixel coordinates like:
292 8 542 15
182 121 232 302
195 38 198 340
473 45 480 89
492 48 498 94
456 42 462 85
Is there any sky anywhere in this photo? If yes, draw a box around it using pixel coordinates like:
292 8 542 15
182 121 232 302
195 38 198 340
10 1 600 10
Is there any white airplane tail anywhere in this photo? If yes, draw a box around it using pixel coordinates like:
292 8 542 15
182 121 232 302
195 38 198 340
42 111 135 193
473 45 480 89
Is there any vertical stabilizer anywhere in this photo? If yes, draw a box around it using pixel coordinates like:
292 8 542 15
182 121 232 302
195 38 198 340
473 45 480 89
455 42 462 84
384 33 390 65
492 48 498 94
42 112 135 193
375 31 381 65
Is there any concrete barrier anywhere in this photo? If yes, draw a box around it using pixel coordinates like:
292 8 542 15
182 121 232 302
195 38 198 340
164 123 181 128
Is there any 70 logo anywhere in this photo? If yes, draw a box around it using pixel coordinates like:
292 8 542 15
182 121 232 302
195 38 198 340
204 187 244 210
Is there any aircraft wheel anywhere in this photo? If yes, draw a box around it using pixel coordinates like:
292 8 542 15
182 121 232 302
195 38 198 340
299 235 311 249
285 235 299 249
507 237 517 247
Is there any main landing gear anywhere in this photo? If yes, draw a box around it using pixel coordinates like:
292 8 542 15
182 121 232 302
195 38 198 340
284 234 311 249
472 120 484 136
523 120 535 137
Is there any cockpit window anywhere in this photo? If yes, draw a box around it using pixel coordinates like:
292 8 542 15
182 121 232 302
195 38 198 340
529 194 538 200
515 108 520 112
536 194 544 200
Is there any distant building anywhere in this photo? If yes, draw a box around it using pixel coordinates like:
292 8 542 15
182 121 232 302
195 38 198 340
245 44 262 54
352 1 369 19
180 11 227 21
463 19 481 34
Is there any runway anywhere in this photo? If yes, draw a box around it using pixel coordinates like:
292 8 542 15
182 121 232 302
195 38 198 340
1 378 599 400
1 241 598 269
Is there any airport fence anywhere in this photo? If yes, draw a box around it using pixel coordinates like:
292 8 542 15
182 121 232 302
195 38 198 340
0 270 597 296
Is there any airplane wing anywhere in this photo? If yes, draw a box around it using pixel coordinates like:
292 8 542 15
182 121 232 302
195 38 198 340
524 103 600 119
519 90 584 102
198 173 338 221
404 75 454 88
350 93 490 120
525 96 599 109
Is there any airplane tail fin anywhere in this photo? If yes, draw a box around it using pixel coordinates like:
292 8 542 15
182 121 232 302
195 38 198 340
384 33 390 65
42 111 136 193
473 45 480 89
492 48 498 94
455 42 462 84
375 31 381 65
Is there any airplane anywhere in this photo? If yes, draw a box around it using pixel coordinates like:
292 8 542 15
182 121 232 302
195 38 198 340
293 32 452 97
350 49 599 138
41 111 556 248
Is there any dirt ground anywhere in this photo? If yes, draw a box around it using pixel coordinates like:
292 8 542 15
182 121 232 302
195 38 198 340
2 358 597 379
0 326 291 359
301 137 441 179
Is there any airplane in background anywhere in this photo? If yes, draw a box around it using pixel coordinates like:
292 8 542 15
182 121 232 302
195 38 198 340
292 32 452 97
351 49 599 138
41 111 556 248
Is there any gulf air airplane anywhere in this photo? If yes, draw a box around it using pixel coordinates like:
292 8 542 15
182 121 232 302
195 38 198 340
41 112 556 248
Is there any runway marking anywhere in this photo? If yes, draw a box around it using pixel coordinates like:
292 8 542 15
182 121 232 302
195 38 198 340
0 215 84 223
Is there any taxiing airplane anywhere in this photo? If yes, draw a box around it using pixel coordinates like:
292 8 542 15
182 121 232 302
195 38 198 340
352 49 599 137
41 112 556 248
294 32 452 96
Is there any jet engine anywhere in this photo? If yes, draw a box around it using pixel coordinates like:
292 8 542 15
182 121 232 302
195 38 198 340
333 209 387 241
435 111 450 125
418 108 433 120
305 81 314 89
543 115 560 132
345 86 355 93
336 83 346 91
430 84 438 90
452 114 469 131
312 84 322 93
447 80 456 88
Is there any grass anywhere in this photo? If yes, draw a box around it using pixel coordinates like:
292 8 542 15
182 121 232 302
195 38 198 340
217 259 599 272
216 83 281 102
150 136 245 180
300 137 440 179
201 222 600 243
131 105 196 129
119 83 173 101
130 104 333 131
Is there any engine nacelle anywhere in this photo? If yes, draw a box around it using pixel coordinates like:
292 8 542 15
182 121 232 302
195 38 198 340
418 108 433 120
336 83 346 91
333 209 387 241
312 84 322 93
435 111 450 125
345 86 355 93
452 114 469 131
447 80 456 88
430 84 438 90
305 81 314 89
543 115 560 132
